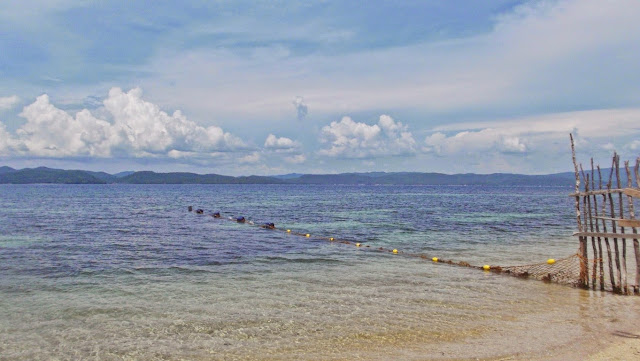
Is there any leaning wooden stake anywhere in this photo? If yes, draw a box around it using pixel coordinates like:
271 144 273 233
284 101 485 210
570 134 588 288
614 154 628 294
598 166 615 291
636 158 640 294
582 166 597 289
591 159 604 290
607 156 623 293
626 160 639 294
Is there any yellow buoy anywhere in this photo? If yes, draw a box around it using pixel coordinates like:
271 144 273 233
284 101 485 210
305 234 310 238
356 243 361 247
392 249 398 254
547 258 556 265
287 229 291 233
329 237 334 241
483 265 491 271
432 257 438 262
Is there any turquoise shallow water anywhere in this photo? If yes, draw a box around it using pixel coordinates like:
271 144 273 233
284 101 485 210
1 184 638 360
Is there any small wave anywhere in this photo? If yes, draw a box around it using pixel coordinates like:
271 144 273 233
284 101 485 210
257 256 344 264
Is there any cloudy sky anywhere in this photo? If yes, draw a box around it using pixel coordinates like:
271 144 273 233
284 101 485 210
1 0 639 175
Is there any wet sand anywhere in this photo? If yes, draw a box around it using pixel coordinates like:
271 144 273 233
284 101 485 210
585 335 640 361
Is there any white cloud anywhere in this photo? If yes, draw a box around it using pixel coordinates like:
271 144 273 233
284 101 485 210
602 143 615 151
0 123 17 155
264 134 301 152
319 115 416 158
0 95 20 111
285 154 306 164
1 87 246 160
17 94 115 157
425 108 640 156
263 134 306 164
104 87 245 155
139 0 640 120
239 152 261 164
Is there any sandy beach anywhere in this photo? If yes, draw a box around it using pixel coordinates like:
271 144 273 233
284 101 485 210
585 334 640 361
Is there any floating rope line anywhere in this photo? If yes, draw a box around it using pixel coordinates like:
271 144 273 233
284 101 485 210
189 207 582 287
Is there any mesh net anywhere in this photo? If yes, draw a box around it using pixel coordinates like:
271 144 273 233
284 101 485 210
189 208 604 290
492 254 582 286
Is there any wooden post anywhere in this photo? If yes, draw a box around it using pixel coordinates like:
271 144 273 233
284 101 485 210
582 166 597 289
570 134 588 288
607 157 623 293
626 160 639 294
636 157 640 294
598 166 616 291
591 159 604 290
614 154 628 294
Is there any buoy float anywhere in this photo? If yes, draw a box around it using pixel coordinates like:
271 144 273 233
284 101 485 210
547 259 556 265
356 243 361 247
286 229 291 233
432 257 438 262
305 234 310 238
483 265 491 271
329 237 334 241
392 249 398 254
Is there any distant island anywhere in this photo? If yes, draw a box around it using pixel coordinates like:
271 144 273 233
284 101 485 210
0 165 577 186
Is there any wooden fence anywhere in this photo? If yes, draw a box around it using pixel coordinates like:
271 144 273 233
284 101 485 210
570 134 640 294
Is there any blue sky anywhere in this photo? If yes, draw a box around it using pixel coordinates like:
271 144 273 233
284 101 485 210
1 0 639 175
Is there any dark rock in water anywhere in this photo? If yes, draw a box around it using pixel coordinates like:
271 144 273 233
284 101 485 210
188 206 193 212
196 209 204 214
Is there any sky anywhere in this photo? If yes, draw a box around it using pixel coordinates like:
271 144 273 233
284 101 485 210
1 0 639 176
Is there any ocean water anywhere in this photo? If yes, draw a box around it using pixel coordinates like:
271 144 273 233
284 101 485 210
1 184 639 360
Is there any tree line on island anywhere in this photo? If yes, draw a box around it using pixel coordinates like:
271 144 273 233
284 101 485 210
0 165 578 186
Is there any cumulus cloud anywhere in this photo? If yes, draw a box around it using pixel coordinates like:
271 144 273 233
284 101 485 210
424 108 640 157
104 87 244 155
0 123 17 155
292 96 308 121
0 95 20 111
16 94 115 157
0 87 245 160
424 130 527 155
264 134 301 152
319 115 416 158
263 134 306 164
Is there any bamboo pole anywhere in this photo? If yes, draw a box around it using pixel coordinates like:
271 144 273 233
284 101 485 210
608 156 623 293
592 159 605 290
615 154 628 294
570 134 588 288
598 166 616 291
626 160 639 294
574 232 640 239
593 218 640 227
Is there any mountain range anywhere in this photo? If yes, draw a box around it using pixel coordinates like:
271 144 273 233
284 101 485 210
0 166 579 186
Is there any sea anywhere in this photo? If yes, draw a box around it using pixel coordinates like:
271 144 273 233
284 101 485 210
1 184 639 360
